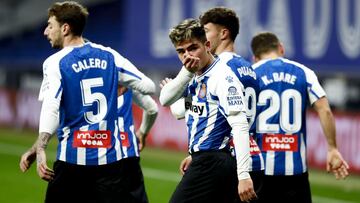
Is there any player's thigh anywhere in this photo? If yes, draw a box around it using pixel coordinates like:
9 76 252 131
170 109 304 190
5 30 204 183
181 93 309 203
170 152 237 203
45 161 92 203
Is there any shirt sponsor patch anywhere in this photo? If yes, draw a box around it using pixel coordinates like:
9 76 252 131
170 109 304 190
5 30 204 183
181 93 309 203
120 132 130 147
250 137 261 155
262 134 298 152
73 130 111 148
185 101 207 117
227 86 243 106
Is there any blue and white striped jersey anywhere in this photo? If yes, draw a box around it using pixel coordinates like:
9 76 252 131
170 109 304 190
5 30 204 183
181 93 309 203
253 57 326 175
38 42 154 165
183 57 247 154
218 52 264 172
116 90 140 159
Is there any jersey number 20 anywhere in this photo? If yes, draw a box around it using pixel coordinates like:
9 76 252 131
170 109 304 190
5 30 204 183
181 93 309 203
257 89 302 134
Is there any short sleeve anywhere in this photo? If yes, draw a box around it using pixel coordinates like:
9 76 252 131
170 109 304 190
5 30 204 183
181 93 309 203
306 70 326 104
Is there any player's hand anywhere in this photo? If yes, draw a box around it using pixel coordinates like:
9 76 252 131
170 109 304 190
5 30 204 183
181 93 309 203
159 78 172 89
238 178 257 202
179 155 192 175
117 85 128 96
136 130 146 151
182 54 200 73
19 149 36 172
327 148 349 179
36 149 54 182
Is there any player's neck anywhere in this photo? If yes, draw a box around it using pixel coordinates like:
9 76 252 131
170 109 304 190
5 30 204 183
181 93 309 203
259 52 281 61
214 40 235 55
63 35 85 48
196 54 215 76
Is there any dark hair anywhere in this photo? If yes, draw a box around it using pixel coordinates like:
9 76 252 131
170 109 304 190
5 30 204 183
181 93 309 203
199 7 239 41
169 18 207 45
48 1 89 36
251 32 280 58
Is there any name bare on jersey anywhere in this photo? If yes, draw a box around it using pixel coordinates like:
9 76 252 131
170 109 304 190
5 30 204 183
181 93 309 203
261 72 297 86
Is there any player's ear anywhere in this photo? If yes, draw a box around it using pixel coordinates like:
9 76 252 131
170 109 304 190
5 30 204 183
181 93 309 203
220 28 229 40
62 23 71 36
278 43 285 56
205 40 211 52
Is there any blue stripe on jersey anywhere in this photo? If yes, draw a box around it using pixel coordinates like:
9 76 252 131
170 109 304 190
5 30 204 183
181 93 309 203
55 85 62 99
274 152 285 175
118 67 142 80
209 93 219 101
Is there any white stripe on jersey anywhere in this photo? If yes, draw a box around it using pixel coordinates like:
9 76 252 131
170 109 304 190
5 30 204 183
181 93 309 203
300 133 307 173
285 151 294 175
114 120 122 160
130 125 139 157
118 117 128 158
77 125 88 165
98 121 107 165
260 153 265 170
266 151 275 175
219 136 229 149
59 127 70 162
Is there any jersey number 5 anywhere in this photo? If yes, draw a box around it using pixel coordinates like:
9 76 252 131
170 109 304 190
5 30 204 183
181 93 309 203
80 78 107 124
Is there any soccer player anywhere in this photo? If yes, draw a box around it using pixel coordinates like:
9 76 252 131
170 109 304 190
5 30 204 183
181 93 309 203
159 18 256 203
173 7 265 203
19 1 155 202
251 32 349 203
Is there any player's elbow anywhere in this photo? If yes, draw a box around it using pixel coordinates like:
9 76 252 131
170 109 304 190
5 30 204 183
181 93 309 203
147 101 159 115
159 92 171 106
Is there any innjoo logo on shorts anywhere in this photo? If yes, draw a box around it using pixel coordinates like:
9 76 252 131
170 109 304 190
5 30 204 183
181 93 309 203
262 134 298 152
73 130 111 148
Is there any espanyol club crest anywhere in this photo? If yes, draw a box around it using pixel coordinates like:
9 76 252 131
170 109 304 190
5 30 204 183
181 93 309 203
198 83 207 98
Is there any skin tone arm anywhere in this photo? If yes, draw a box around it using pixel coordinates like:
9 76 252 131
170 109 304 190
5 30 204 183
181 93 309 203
313 97 349 179
19 132 55 182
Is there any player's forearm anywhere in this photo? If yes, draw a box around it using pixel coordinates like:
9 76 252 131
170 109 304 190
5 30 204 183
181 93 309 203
139 111 158 135
36 132 52 151
39 99 59 134
123 76 156 95
228 113 251 180
159 67 193 106
318 108 337 150
170 98 185 120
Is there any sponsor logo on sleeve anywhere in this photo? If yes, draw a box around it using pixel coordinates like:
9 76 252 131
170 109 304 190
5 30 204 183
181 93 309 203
262 134 298 151
73 130 111 148
227 86 243 106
